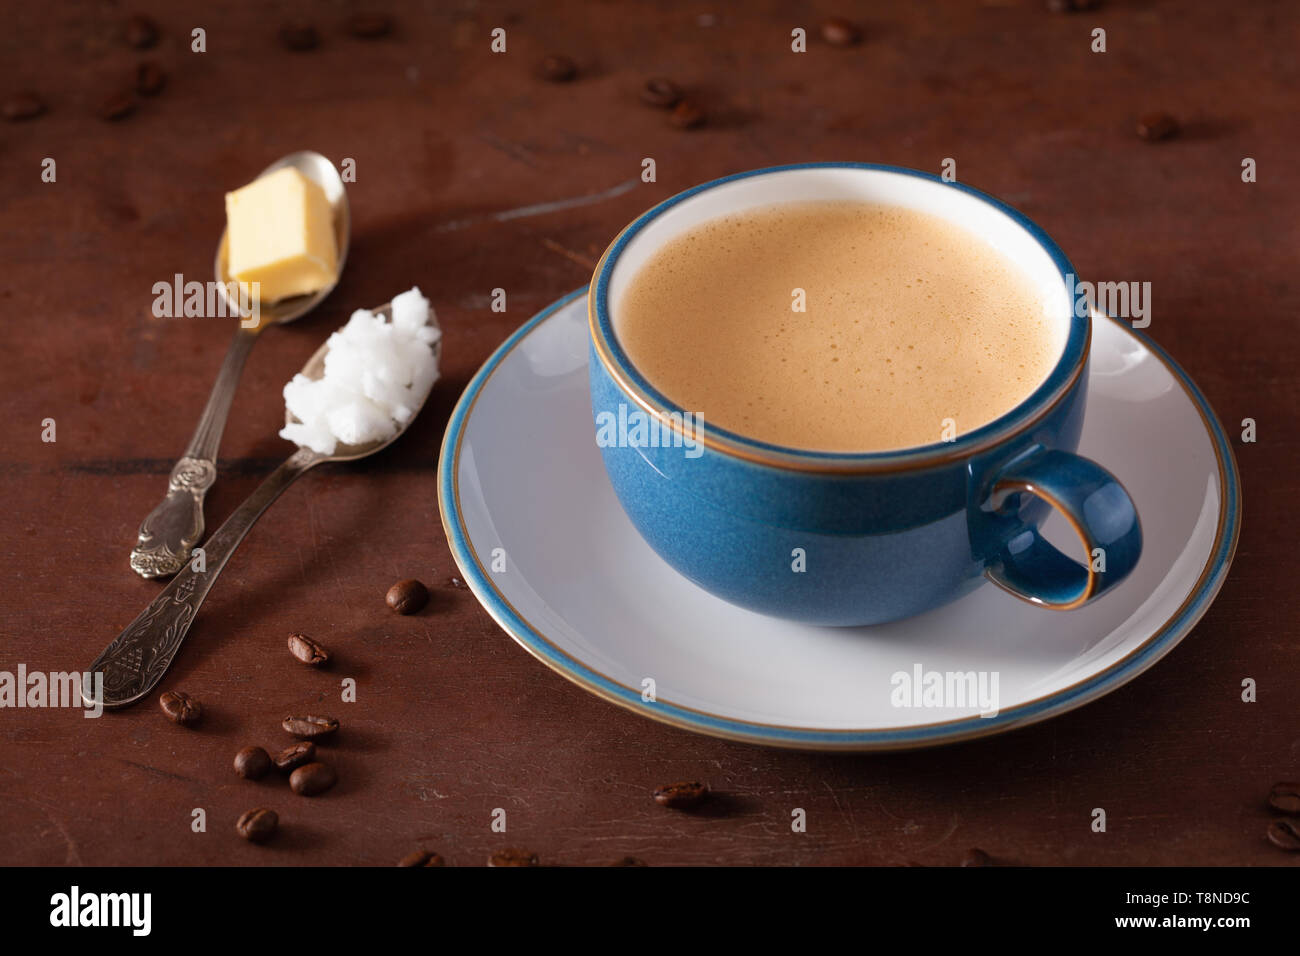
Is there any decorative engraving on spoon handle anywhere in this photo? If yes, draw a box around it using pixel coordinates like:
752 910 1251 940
129 328 258 578
128 456 216 578
94 448 318 708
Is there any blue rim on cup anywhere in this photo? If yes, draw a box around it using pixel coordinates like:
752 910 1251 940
591 162 1089 475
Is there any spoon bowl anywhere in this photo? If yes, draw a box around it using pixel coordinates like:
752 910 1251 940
287 302 443 462
214 150 351 329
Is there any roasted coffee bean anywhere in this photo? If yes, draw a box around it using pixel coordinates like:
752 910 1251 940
289 761 337 796
2 92 45 122
287 632 330 666
398 849 445 867
1137 111 1179 142
1268 782 1300 814
386 578 429 614
962 848 993 867
488 848 539 867
669 99 705 130
135 62 166 96
126 14 159 49
234 746 272 780
540 54 577 82
608 856 647 867
282 715 339 739
820 17 861 46
1046 0 1100 11
653 781 708 809
640 77 682 109
1266 819 1300 851
279 22 320 51
345 13 392 39
235 807 278 843
272 741 316 773
99 90 136 121
159 690 201 725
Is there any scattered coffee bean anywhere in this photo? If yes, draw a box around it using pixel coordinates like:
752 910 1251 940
272 741 317 773
135 62 166 96
447 576 468 590
99 90 136 122
1268 782 1300 814
125 14 159 49
640 77 682 109
540 54 577 82
290 761 337 796
488 848 539 867
669 99 705 130
282 715 339 740
1266 818 1300 851
159 690 201 725
1137 111 1179 142
234 746 272 780
235 807 278 843
821 17 862 46
2 92 45 122
345 13 392 39
962 848 993 867
398 849 445 867
386 578 429 615
1046 0 1100 11
279 22 320 52
652 781 708 809
287 632 330 666
608 856 647 866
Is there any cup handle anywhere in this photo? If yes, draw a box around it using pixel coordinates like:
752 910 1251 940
981 449 1142 609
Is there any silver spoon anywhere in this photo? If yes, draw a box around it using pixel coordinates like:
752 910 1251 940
128 150 350 579
89 302 438 709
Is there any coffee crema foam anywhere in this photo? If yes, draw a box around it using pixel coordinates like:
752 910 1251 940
616 200 1064 453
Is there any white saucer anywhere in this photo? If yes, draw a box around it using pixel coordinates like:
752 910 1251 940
438 289 1240 750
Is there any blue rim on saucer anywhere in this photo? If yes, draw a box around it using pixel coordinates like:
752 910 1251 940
437 287 1241 751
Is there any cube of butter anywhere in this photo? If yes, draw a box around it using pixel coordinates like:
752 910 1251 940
224 167 338 303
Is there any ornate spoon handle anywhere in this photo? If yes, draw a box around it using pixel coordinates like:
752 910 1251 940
92 447 320 708
129 327 258 578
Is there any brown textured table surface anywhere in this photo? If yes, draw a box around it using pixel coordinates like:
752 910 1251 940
1 1 1295 866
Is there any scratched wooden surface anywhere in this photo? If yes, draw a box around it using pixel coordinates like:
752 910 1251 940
1 1 1296 866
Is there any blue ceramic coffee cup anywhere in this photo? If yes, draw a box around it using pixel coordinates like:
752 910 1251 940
588 163 1141 626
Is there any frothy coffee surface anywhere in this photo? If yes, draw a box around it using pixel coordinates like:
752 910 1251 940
616 200 1063 453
